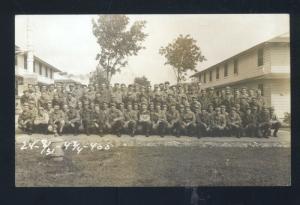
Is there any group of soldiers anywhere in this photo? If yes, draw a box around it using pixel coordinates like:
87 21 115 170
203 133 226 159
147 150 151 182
17 81 281 138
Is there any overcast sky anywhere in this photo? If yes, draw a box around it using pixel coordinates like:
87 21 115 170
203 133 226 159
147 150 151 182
15 14 289 85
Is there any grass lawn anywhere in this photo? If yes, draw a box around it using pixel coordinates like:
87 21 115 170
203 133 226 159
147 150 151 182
15 144 290 187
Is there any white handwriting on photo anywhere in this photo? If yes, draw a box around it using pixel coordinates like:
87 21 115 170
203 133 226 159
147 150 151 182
20 139 111 155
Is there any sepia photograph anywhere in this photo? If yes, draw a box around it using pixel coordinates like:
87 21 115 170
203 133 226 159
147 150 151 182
15 14 290 187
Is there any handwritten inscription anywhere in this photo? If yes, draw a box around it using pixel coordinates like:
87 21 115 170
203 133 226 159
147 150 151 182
20 139 112 155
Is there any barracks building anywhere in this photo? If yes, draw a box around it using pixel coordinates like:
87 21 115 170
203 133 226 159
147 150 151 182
190 33 290 119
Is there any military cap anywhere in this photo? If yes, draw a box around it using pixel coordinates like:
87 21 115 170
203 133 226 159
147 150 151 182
209 87 214 90
164 81 170 85
193 104 199 108
121 83 126 86
220 105 226 108
179 104 185 108
159 83 164 86
110 102 116 106
215 107 221 111
119 102 124 105
251 105 258 109
269 106 275 111
128 84 133 87
154 84 159 88
245 106 251 110
231 107 236 111
114 83 119 85
23 90 28 93
141 101 147 105
185 104 190 107
23 102 29 106
181 95 187 99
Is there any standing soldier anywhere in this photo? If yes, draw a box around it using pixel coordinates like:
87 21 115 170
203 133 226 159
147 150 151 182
81 103 93 135
18 103 34 135
227 107 242 138
211 107 227 137
138 102 152 137
48 104 65 136
124 103 138 137
269 107 281 137
199 89 210 110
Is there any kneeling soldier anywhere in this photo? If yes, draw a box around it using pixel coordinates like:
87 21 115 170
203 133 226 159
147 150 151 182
196 108 212 137
124 103 138 137
18 103 34 135
227 107 242 138
258 107 271 138
48 104 65 136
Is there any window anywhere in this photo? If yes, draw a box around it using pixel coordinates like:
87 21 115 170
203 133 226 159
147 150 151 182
204 72 206 83
216 67 219 79
209 70 212 82
258 84 264 96
45 67 48 77
39 63 42 75
50 69 53 79
234 59 238 74
24 54 27 70
224 63 228 77
257 48 264 66
33 62 36 73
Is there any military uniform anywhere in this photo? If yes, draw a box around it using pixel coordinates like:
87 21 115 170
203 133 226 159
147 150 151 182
48 107 65 135
64 107 81 135
211 108 227 137
18 104 34 134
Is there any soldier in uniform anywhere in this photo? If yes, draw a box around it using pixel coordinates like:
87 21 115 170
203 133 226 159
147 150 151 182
18 103 34 134
211 107 227 137
242 106 257 137
123 103 138 137
92 104 107 137
108 102 124 137
227 107 242 138
33 106 49 134
137 102 152 137
80 103 94 135
269 107 281 137
196 108 212 137
20 90 34 106
166 103 180 136
258 107 271 138
179 104 197 137
152 104 168 137
64 105 81 135
48 104 65 136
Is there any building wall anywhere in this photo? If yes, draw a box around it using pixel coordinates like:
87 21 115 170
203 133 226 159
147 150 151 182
197 45 269 88
269 43 290 73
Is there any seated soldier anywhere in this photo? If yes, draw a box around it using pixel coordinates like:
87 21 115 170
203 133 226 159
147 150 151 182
196 108 212 137
108 102 124 137
211 107 227 137
269 107 281 137
258 107 271 138
33 106 49 134
64 105 81 135
152 104 168 137
227 107 242 138
48 104 65 136
124 103 138 137
92 104 107 137
137 102 152 137
18 103 34 135
179 104 197 137
166 104 180 137
242 106 257 137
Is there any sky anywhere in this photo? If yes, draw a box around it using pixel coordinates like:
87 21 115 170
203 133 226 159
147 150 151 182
15 14 289 85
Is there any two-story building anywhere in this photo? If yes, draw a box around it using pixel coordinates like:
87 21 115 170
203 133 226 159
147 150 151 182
15 45 62 96
190 33 290 119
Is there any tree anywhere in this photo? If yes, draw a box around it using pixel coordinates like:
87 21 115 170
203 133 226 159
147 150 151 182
159 34 206 84
134 76 151 87
92 15 147 85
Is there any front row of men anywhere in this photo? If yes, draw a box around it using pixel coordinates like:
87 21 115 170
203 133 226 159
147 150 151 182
18 101 281 138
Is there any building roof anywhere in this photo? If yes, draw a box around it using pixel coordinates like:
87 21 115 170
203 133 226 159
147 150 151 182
15 45 62 72
190 32 290 78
